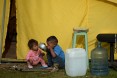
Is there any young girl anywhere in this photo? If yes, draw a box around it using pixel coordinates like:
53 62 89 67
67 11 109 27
26 39 48 68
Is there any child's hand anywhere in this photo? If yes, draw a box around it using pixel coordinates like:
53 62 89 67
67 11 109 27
47 46 53 50
41 53 45 56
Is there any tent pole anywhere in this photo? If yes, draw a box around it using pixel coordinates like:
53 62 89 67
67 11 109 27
0 0 6 64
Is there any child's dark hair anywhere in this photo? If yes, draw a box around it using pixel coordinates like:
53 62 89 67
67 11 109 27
28 39 38 49
46 36 58 43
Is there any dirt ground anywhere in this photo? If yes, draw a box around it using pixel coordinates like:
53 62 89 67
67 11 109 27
0 62 67 78
0 63 117 78
0 62 51 72
0 63 27 70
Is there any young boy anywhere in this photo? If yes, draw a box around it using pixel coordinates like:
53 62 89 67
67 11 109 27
46 36 65 72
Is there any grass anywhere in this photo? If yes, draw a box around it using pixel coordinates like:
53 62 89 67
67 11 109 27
0 63 117 78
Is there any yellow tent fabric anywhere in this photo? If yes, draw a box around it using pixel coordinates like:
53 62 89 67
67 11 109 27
16 0 88 59
16 0 117 59
88 0 117 59
0 0 4 26
0 0 4 42
0 0 10 52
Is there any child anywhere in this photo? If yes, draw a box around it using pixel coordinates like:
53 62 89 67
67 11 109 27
46 36 65 72
26 39 48 68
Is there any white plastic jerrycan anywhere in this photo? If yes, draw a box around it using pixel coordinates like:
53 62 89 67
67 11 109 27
65 48 87 77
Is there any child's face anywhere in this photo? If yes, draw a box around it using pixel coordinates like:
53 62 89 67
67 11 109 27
47 41 56 48
32 44 38 51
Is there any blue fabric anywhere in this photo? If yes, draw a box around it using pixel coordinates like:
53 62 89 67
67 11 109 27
39 66 48 69
54 45 65 62
46 45 65 68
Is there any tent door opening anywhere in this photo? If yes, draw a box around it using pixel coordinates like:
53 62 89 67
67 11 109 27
2 0 17 59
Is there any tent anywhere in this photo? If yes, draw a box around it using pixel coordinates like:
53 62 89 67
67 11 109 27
0 0 117 61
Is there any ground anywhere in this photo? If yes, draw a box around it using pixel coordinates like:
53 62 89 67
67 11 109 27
0 63 117 78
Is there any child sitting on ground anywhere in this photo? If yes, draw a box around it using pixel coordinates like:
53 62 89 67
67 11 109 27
46 36 65 72
26 39 48 68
